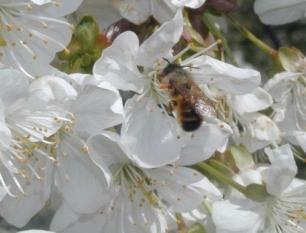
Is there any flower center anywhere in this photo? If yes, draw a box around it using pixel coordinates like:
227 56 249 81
115 163 161 208
266 195 306 232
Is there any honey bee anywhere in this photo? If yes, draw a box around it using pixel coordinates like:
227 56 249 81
158 62 216 132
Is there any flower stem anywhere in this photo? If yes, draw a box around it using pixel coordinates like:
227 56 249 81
202 12 237 65
202 198 212 216
226 14 278 59
195 162 247 194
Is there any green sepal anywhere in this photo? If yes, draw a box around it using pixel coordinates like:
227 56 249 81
188 223 207 233
244 183 270 202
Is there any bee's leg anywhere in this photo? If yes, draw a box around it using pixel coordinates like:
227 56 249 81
167 100 177 114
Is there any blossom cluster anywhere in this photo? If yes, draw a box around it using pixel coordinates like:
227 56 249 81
0 0 306 233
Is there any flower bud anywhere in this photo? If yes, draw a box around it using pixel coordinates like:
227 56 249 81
74 16 99 51
278 47 306 72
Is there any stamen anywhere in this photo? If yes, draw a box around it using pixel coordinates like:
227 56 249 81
19 40 37 60
0 172 16 197
7 48 33 77
171 45 191 63
181 40 221 65
11 174 25 194
37 149 57 164
27 163 43 180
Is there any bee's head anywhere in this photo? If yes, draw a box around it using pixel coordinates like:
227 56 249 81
160 58 182 76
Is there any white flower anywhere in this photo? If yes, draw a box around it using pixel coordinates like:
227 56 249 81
190 56 278 152
265 52 306 153
212 144 306 233
0 69 72 227
0 72 124 227
0 0 83 77
0 69 68 188
51 131 219 233
93 11 235 167
254 0 306 25
30 73 124 215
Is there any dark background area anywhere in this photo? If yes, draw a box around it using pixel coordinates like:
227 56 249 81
228 1 306 74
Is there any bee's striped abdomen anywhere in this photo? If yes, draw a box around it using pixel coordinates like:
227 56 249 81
177 100 203 132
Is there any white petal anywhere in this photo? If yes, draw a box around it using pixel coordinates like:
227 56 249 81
264 71 299 102
87 132 128 175
277 103 300 131
151 0 176 23
170 0 206 8
282 178 306 194
29 76 77 103
55 135 111 214
121 96 181 168
0 155 53 228
93 31 144 93
263 144 297 196
51 206 103 233
147 167 211 212
71 83 123 136
18 231 55 233
31 0 52 5
136 10 183 67
239 114 280 152
239 169 263 186
179 123 230 165
246 113 280 142
230 88 273 115
0 185 7 202
40 0 83 18
187 55 261 94
286 131 306 152
241 135 272 153
0 12 73 77
50 203 80 232
254 0 306 25
113 0 151 24
0 69 29 108
212 200 263 233
76 0 122 30
0 106 12 146
6 100 65 142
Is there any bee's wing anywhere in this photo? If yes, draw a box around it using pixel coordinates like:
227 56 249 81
171 80 216 118
193 98 216 118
